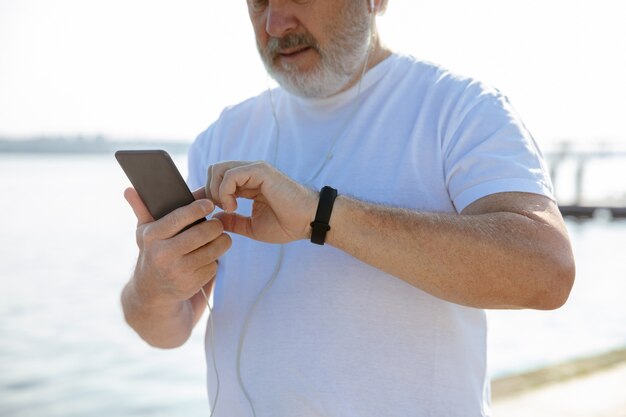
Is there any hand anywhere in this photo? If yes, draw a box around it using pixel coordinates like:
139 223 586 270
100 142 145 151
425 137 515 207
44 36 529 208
205 161 318 244
123 187 232 307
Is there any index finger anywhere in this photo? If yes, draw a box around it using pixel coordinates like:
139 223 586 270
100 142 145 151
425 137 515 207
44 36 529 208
205 161 248 210
124 187 154 226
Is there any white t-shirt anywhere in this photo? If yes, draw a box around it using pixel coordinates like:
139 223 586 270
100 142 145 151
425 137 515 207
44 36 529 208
187 53 553 417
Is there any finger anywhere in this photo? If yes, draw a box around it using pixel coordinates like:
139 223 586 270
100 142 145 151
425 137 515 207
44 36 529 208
192 187 207 201
206 164 224 207
213 211 254 239
124 187 154 226
209 164 226 210
182 233 232 271
169 218 225 254
206 161 248 211
218 165 263 213
205 165 213 202
192 262 219 288
150 199 215 239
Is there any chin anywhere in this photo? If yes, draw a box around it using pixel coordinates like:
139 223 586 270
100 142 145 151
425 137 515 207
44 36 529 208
271 68 351 99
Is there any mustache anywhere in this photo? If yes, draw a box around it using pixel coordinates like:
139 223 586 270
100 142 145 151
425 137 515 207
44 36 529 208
267 32 319 56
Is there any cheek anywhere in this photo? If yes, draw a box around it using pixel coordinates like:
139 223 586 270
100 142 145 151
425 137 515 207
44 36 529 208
252 21 269 48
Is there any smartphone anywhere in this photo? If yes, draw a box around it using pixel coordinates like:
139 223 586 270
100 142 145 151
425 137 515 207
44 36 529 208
115 149 205 231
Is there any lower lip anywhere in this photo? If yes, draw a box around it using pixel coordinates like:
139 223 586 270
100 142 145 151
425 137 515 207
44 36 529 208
279 47 313 63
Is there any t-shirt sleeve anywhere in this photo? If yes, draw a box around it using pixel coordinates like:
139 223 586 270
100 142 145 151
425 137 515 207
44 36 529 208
443 85 554 213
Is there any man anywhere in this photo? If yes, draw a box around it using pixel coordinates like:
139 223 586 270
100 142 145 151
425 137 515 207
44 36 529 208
122 0 575 416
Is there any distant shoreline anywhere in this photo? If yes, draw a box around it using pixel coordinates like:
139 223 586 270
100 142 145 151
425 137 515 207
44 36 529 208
3 136 626 213
492 346 626 399
0 137 190 155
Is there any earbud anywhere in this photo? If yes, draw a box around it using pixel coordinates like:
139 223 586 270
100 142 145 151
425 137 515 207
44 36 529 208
369 0 376 13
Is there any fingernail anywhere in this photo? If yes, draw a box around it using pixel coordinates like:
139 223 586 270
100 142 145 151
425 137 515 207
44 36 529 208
202 200 214 213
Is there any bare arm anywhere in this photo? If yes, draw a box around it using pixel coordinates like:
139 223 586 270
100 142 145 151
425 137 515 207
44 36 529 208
207 161 575 311
325 192 575 310
120 278 212 348
121 188 231 348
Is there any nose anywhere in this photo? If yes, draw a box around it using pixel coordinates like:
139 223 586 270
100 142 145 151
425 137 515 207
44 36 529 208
265 2 298 38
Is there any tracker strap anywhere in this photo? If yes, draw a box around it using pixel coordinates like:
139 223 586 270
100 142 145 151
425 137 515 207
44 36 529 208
310 186 338 245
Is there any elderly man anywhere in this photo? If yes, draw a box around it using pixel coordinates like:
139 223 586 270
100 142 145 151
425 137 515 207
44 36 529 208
122 1 575 416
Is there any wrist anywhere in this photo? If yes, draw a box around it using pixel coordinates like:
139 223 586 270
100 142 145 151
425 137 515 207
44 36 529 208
323 194 346 247
128 271 181 313
122 277 193 349
302 187 319 240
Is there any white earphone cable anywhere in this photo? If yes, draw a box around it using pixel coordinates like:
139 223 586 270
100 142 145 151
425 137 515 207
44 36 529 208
200 286 220 417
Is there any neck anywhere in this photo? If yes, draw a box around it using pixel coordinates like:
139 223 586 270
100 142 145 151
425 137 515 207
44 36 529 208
365 31 393 73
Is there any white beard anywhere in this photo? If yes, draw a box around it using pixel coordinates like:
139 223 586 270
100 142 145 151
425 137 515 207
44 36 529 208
258 5 372 98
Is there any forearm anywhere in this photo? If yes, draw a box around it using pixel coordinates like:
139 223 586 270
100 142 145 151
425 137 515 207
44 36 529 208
121 276 201 349
325 195 574 310
206 162 574 309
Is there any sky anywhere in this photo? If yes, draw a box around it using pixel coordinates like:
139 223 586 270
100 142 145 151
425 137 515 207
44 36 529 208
0 0 625 148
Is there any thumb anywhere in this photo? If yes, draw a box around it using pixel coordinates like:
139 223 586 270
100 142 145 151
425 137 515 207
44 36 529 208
213 211 253 239
123 187 155 226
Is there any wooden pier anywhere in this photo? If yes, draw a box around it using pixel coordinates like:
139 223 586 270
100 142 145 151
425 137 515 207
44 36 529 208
558 205 626 219
547 143 626 220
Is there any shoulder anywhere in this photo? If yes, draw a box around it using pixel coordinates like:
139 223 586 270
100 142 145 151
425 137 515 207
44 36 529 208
187 90 274 188
208 88 275 135
387 53 503 107
219 89 275 124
